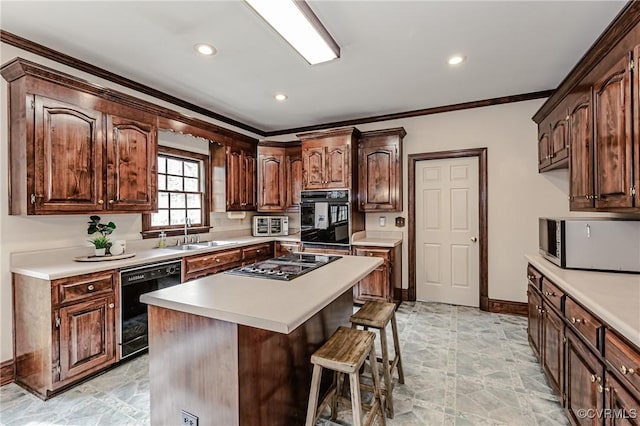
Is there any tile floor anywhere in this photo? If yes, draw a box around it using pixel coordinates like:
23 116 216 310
0 302 568 426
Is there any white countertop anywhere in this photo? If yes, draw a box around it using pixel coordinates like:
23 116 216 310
526 254 640 347
351 230 402 247
140 255 383 334
11 235 300 280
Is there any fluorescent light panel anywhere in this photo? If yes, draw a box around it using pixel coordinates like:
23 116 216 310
245 0 340 65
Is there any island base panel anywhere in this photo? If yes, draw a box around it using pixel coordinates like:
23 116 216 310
147 289 353 425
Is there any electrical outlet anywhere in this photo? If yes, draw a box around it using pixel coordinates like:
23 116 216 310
181 410 198 426
379 216 386 227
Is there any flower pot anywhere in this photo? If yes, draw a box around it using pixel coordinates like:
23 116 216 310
94 247 106 257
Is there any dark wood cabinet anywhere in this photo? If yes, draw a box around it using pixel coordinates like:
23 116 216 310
357 128 405 212
275 241 301 256
604 374 640 425
568 93 594 210
182 248 243 282
13 270 118 398
298 127 359 190
528 285 543 360
543 304 565 397
105 113 157 212
538 109 570 172
566 329 604 426
352 245 402 304
242 242 274 264
257 143 302 212
226 139 257 211
593 53 634 210
538 117 553 171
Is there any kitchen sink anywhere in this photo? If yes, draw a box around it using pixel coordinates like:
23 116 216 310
195 241 235 247
166 244 203 251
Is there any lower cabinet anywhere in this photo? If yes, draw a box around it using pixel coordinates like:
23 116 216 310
242 242 273 265
275 241 301 256
182 243 275 282
352 244 402 304
13 270 118 398
526 263 640 425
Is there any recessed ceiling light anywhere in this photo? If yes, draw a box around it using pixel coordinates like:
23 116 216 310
447 55 466 66
194 43 217 56
275 94 288 101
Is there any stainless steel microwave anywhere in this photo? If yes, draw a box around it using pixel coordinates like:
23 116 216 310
253 216 289 236
539 218 640 273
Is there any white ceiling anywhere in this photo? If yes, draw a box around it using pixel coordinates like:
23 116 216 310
0 1 627 134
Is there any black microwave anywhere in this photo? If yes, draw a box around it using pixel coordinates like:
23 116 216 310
539 218 640 273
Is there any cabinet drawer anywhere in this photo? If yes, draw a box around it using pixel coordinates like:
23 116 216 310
183 249 242 278
541 278 564 312
527 264 542 289
55 272 116 305
353 247 391 261
242 243 273 262
565 297 602 350
605 331 640 393
277 242 300 256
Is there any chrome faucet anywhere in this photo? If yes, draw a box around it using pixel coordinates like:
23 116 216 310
184 217 191 244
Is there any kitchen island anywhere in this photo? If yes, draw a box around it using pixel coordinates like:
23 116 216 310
140 255 383 426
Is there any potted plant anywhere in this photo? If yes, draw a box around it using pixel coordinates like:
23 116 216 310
87 216 116 256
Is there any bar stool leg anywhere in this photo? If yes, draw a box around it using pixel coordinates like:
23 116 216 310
330 372 342 421
379 325 394 418
305 364 323 426
349 371 364 426
369 344 387 426
391 314 405 384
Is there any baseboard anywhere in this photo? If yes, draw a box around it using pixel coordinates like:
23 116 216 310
394 288 409 302
1 358 14 386
487 298 528 316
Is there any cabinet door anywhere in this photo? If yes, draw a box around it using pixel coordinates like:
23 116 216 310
594 53 634 209
569 95 595 210
285 152 302 212
226 146 243 210
33 96 104 213
528 286 542 360
325 144 350 189
106 114 157 212
353 248 392 303
551 114 570 164
604 374 640 425
358 143 399 211
566 330 605 425
258 151 285 211
242 150 257 210
58 295 116 382
302 146 325 189
634 46 640 208
538 125 551 171
542 305 564 398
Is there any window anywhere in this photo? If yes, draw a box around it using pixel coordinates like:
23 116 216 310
142 147 210 237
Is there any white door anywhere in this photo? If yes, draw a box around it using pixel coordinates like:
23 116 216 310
416 157 479 307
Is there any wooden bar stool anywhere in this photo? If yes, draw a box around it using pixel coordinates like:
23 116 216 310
305 326 386 426
350 301 405 418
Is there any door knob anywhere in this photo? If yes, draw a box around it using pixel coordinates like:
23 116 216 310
470 237 478 242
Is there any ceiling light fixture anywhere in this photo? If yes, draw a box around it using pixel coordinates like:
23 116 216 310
194 43 217 56
244 0 340 65
447 55 466 66
275 93 288 101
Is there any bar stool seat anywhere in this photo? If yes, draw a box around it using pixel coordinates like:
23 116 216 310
350 301 404 418
305 326 386 426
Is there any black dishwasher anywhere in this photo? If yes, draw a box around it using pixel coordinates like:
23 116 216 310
119 260 181 359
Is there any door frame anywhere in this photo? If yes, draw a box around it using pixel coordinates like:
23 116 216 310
408 148 488 310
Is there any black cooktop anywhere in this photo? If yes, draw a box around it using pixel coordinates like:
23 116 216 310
225 253 341 281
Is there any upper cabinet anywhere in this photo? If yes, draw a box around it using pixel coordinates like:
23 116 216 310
225 138 257 211
298 127 360 190
533 4 640 213
357 128 405 212
257 142 302 212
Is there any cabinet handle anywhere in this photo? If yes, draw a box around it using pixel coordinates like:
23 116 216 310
621 365 636 375
544 291 556 297
256 249 261 253
571 317 585 325
598 384 609 394
108 303 115 309
527 274 536 280
590 374 597 383
109 199 114 204
368 252 374 256
87 285 95 291
216 258 221 263
98 200 104 205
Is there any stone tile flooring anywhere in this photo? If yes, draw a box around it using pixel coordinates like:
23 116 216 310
0 302 568 425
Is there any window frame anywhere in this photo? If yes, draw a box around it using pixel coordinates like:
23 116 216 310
141 146 211 239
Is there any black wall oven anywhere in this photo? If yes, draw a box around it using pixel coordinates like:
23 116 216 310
119 260 181 359
301 190 352 247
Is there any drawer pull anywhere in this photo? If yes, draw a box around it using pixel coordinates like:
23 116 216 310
597 384 609 394
369 253 374 256
590 374 596 383
108 303 115 309
216 258 221 263
527 274 536 280
571 317 585 325
87 285 95 291
256 250 261 253
621 365 636 375
544 291 556 297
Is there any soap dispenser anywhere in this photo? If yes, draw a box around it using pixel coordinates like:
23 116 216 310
158 231 167 248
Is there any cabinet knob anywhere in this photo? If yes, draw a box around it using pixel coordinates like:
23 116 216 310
597 384 609 394
470 237 478 243
98 200 104 205
256 249 261 253
216 258 221 263
527 274 536 280
544 291 556 297
571 317 585 325
109 199 114 204
108 303 115 309
368 252 374 256
621 365 636 375
87 285 95 291
590 374 597 383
